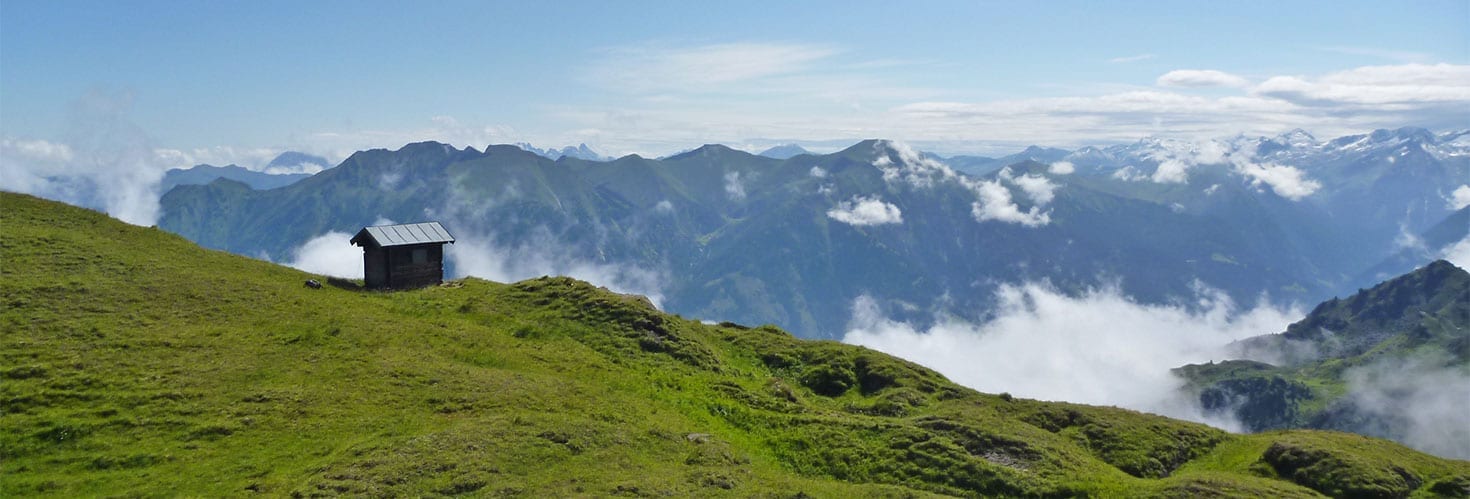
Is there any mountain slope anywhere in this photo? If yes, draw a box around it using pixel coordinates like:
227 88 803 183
1357 207 1470 286
6 192 1467 497
1177 260 1470 457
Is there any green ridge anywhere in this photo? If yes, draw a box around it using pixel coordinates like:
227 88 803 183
1177 258 1469 443
3 192 1467 497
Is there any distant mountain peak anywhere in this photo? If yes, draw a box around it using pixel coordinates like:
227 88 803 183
1275 128 1317 147
263 151 331 175
1369 126 1435 144
666 143 752 162
1283 259 1468 345
758 143 811 159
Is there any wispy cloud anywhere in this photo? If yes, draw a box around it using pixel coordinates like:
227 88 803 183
1108 53 1156 64
1339 354 1470 459
1157 69 1250 88
1253 63 1470 106
0 89 174 225
723 171 746 200
885 63 1470 152
1316 46 1434 64
590 41 840 94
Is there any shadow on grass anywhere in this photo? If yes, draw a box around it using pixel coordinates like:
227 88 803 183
326 277 364 291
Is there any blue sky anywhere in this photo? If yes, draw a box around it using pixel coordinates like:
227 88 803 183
2 0 1467 164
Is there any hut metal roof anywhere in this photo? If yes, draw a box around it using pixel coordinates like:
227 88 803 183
350 222 455 248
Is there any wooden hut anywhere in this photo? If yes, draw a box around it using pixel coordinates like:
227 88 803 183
349 222 455 289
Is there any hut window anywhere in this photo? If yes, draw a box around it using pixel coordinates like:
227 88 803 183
412 248 428 264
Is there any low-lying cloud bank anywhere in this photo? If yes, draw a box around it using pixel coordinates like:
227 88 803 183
1340 354 1470 459
447 229 667 308
284 231 364 279
843 282 1301 430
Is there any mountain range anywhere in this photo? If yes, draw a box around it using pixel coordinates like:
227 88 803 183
158 151 330 193
157 128 1469 339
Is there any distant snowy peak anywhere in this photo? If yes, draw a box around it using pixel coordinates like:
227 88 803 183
514 142 609 161
1276 128 1319 149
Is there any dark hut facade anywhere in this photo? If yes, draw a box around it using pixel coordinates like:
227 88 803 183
349 222 455 289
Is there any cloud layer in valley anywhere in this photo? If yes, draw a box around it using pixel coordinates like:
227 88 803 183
1339 354 1470 459
447 229 667 308
843 282 1302 430
284 231 364 279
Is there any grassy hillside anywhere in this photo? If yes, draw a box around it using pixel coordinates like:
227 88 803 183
4 192 1468 497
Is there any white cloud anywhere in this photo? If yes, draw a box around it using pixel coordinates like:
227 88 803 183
1448 185 1470 210
1158 69 1250 88
1394 222 1428 252
263 160 329 176
1233 160 1321 200
1441 237 1470 269
1047 161 1075 175
1253 63 1470 106
826 196 903 226
3 137 74 164
1151 158 1191 183
809 166 828 178
723 171 746 200
843 283 1301 430
873 140 1052 227
1007 171 1058 205
1340 354 1470 459
1112 165 1146 182
1112 136 1321 199
873 139 958 189
446 228 666 308
655 199 674 213
284 231 363 278
0 90 175 225
971 179 1051 227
